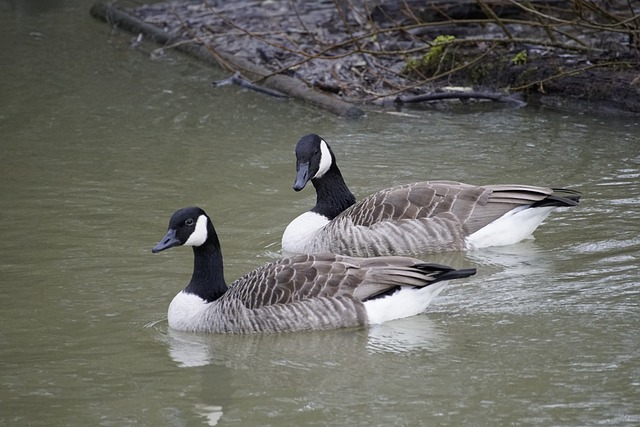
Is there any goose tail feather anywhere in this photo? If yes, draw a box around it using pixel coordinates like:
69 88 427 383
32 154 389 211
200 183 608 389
410 263 477 282
536 188 581 207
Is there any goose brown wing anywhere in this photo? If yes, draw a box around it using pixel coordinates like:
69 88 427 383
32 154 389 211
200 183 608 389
224 253 369 309
221 257 475 333
316 182 488 255
341 181 488 226
223 253 450 309
348 256 459 300
463 184 569 234
339 181 576 236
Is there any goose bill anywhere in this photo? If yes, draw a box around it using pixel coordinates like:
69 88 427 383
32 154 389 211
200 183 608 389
293 162 310 191
152 229 181 253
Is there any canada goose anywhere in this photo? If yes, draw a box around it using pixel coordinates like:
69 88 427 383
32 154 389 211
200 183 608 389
152 207 476 333
282 134 581 257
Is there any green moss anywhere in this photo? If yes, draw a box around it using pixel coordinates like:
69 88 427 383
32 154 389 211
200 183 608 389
403 35 457 75
511 50 528 65
423 35 456 65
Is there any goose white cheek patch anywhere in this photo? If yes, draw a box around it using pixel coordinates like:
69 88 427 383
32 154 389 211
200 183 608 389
314 139 333 179
184 215 208 247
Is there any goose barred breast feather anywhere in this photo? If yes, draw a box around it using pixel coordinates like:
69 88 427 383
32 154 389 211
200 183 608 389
152 207 476 333
281 134 581 257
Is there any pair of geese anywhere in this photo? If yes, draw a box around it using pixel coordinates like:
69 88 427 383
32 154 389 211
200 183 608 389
153 134 580 334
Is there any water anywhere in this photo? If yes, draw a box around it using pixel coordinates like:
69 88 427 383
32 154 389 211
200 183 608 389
1 1 639 426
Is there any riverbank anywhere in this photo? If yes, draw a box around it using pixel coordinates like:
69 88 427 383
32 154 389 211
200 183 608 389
91 0 640 117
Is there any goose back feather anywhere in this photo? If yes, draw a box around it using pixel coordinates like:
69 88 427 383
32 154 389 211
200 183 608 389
153 207 476 333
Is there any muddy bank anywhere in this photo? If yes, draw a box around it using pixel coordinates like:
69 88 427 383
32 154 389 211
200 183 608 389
91 0 640 117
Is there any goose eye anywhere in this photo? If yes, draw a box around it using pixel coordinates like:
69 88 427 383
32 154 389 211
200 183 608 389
185 218 194 226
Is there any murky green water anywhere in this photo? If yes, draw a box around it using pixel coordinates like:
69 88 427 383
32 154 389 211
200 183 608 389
1 1 639 426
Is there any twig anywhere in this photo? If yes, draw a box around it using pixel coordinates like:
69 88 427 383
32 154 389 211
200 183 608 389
477 0 513 39
168 3 235 72
510 61 636 91
359 46 496 102
212 72 288 98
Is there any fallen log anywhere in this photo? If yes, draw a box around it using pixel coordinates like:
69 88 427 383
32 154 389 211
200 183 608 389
89 1 365 119
396 91 526 106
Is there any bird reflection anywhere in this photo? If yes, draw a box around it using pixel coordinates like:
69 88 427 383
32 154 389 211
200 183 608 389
367 316 447 354
465 240 548 275
155 313 448 370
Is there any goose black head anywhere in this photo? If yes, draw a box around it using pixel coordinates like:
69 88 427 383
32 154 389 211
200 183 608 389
152 207 209 253
293 134 335 191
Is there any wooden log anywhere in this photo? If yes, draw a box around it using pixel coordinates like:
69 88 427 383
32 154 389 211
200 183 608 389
89 2 364 119
396 90 526 106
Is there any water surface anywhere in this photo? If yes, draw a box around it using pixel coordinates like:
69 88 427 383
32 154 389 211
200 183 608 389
1 1 639 426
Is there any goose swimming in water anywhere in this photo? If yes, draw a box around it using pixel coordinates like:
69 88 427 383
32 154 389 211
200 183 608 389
152 206 476 333
282 134 581 257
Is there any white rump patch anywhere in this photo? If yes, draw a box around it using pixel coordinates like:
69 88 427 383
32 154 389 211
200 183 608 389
364 282 449 325
314 139 333 179
168 291 210 331
466 206 555 249
184 214 208 247
281 211 329 254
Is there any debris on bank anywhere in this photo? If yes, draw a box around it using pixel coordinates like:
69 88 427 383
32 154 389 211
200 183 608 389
91 1 640 117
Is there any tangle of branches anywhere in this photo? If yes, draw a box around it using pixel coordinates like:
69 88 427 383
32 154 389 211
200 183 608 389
131 0 640 103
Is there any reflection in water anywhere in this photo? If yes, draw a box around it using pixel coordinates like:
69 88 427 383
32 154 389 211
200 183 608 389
366 316 447 354
2 0 639 423
153 315 451 425
466 240 548 275
194 404 224 426
164 328 216 368
157 314 448 370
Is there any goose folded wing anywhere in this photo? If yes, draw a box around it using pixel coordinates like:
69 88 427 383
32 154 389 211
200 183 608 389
225 254 370 309
342 182 488 226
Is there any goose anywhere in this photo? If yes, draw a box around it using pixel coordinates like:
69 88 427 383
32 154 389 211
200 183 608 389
152 206 476 333
282 134 581 257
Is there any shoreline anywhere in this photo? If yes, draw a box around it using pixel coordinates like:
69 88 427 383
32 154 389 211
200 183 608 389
91 1 640 117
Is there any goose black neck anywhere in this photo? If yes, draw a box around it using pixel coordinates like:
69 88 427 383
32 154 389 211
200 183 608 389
186 228 228 303
311 164 356 220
